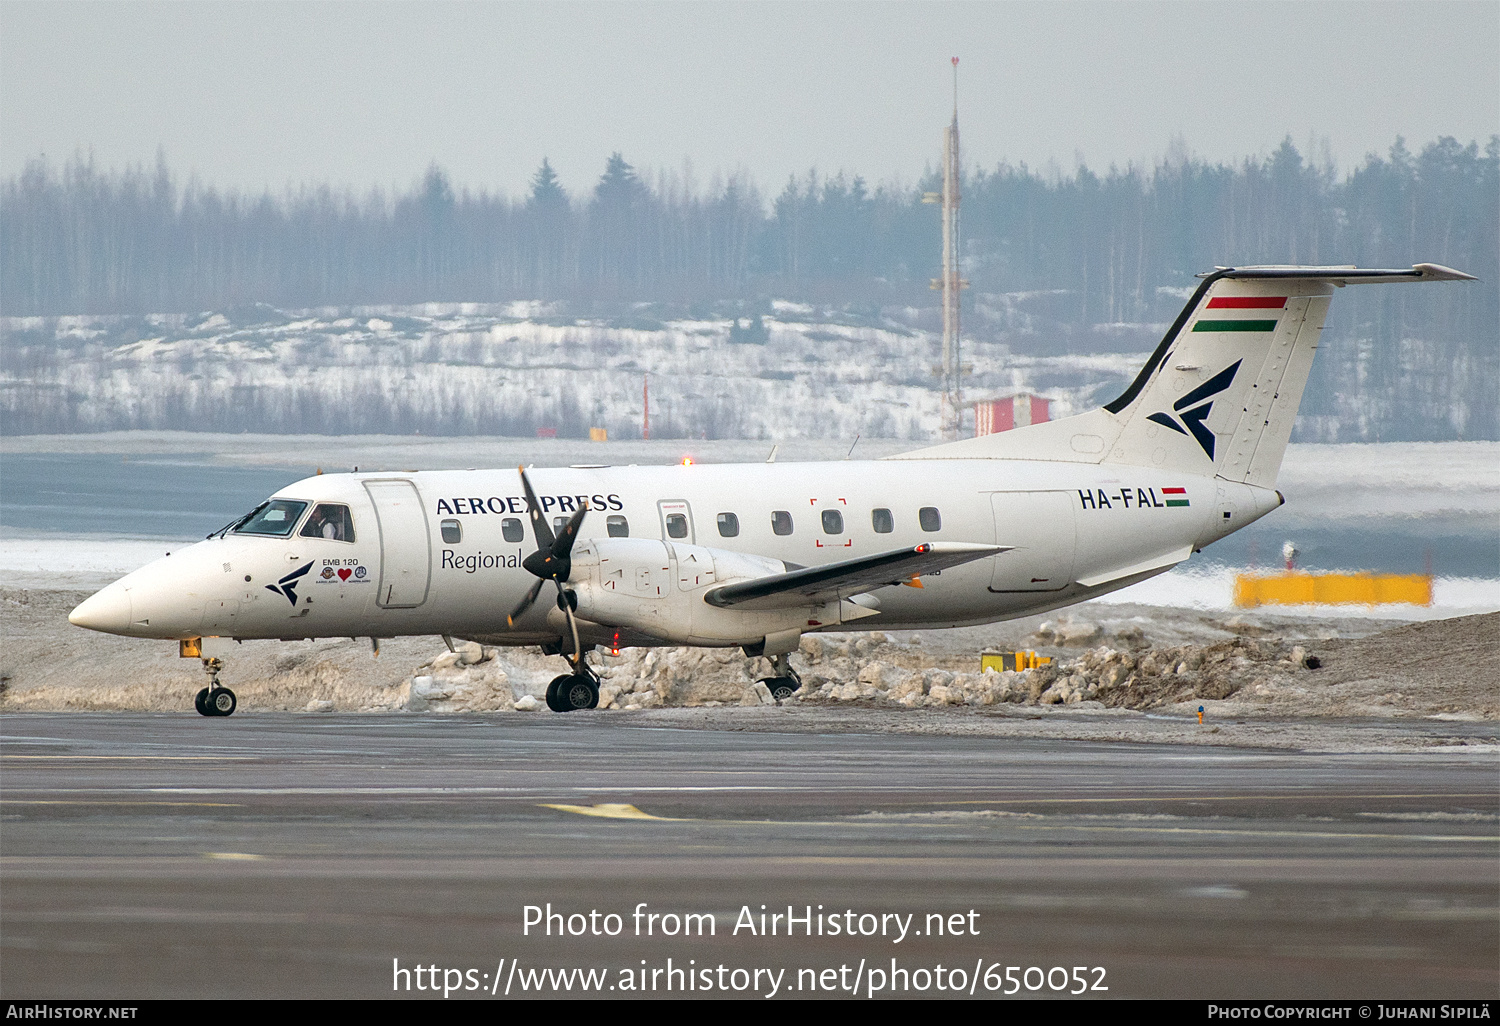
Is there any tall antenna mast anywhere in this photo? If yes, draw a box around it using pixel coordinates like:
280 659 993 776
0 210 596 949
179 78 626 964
926 57 968 439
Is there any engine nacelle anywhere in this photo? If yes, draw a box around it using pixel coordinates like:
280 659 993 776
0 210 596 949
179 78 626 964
564 538 873 648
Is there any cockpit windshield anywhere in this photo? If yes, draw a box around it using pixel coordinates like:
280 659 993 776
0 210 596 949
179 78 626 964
232 499 309 537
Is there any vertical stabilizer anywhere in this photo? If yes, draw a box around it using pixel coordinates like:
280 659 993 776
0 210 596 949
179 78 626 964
1101 264 1474 487
889 264 1474 475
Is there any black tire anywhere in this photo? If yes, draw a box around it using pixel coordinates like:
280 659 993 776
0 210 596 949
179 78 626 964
206 687 237 717
563 676 599 711
194 688 212 716
763 677 799 702
545 674 574 712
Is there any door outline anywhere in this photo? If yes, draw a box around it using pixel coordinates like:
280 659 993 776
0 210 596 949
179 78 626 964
657 499 695 545
987 491 1076 592
364 479 432 608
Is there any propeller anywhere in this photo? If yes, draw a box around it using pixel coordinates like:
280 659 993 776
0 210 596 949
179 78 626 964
506 467 588 663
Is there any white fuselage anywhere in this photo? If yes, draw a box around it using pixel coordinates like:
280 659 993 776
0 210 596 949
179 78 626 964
71 458 1281 647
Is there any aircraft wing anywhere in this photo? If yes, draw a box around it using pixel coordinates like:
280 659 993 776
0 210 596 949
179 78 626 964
703 542 1006 611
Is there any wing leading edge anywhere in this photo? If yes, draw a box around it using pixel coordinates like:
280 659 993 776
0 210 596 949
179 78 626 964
703 542 1005 610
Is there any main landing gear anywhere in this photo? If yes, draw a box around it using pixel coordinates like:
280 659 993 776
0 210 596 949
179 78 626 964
544 624 601 712
545 667 600 712
194 657 237 717
758 653 803 702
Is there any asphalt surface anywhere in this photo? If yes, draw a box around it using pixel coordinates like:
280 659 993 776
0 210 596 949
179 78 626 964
2 712 1496 1000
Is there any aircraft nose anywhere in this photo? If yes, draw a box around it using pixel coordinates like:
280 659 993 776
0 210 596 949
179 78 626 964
69 583 132 633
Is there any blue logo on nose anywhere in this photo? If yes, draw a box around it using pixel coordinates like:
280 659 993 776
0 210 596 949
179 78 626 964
265 561 313 606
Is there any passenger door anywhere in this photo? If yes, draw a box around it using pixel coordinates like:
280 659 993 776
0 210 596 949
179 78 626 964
365 479 432 607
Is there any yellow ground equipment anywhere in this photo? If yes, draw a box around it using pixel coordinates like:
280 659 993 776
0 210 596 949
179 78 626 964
1233 572 1432 608
981 650 1053 673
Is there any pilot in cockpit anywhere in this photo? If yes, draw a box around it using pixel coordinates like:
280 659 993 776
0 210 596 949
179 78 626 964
301 504 353 542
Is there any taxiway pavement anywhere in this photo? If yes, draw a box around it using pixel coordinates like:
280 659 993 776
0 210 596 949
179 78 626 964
2 712 1495 999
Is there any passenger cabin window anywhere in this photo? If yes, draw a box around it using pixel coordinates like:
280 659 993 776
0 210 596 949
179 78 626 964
234 500 308 538
665 513 689 539
300 503 356 542
717 512 739 538
821 509 843 534
871 508 894 534
919 506 942 532
771 510 794 536
440 519 462 544
606 515 629 537
501 518 525 543
553 516 570 535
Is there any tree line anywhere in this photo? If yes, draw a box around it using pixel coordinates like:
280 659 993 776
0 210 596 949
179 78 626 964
2 135 1495 439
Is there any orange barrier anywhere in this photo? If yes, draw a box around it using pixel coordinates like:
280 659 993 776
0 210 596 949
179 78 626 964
1233 572 1432 608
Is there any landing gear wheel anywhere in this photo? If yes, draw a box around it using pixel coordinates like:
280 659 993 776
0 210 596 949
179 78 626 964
194 688 212 716
206 687 237 717
545 674 573 712
760 677 800 702
546 673 598 712
565 676 599 710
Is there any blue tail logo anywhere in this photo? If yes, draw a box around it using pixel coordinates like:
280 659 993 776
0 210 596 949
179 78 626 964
1147 360 1242 461
265 561 313 607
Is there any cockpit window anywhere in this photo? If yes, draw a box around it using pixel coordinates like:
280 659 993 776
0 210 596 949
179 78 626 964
300 503 356 542
233 499 309 537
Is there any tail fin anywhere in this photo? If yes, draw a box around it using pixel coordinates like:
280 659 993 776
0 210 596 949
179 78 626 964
1101 264 1474 487
890 264 1474 481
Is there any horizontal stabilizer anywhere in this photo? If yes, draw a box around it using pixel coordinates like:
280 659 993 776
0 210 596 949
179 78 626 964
1215 263 1477 284
704 542 1005 610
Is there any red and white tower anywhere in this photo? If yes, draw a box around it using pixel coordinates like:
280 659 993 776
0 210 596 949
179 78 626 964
927 58 968 440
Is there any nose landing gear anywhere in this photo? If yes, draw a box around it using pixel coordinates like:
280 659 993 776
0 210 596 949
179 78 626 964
195 657 238 717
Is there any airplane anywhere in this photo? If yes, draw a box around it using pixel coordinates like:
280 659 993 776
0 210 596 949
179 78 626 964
68 263 1474 715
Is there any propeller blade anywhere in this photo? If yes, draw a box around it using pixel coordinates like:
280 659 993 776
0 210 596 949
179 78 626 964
506 577 546 628
517 466 556 550
551 500 589 559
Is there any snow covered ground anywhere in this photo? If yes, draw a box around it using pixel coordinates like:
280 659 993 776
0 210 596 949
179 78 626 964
1 304 1131 438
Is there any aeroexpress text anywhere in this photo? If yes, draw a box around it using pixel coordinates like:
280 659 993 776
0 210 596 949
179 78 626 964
435 494 624 516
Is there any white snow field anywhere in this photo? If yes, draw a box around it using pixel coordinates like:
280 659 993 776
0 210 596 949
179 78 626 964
2 304 1137 439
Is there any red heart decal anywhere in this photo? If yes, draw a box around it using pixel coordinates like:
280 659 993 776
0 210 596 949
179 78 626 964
338 568 352 580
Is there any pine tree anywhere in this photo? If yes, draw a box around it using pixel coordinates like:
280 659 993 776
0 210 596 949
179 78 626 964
525 158 571 299
588 153 645 296
528 158 566 212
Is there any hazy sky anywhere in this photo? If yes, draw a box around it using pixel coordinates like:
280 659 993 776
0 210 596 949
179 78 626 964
3 1 1496 200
